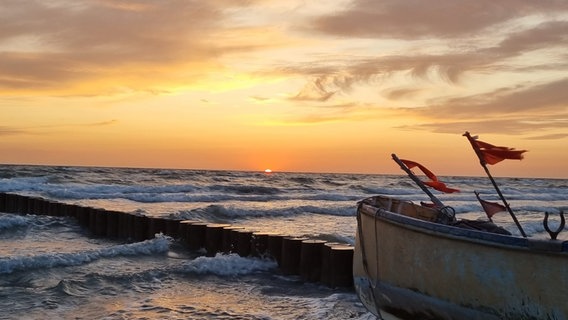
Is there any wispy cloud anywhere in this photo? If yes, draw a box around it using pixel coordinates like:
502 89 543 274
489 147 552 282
274 0 568 136
1 0 567 139
526 133 568 140
289 77 337 102
84 120 118 127
0 126 26 136
0 120 118 136
0 0 261 95
397 116 568 136
311 0 568 39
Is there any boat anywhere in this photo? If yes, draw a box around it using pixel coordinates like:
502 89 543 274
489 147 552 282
353 195 568 319
353 133 568 319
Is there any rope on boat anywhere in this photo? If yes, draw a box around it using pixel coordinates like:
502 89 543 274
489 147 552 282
356 200 385 320
373 207 385 320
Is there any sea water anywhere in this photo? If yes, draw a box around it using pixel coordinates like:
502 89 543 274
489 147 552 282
0 165 566 319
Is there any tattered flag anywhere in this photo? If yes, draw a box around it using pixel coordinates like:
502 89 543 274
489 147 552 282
475 191 506 219
400 159 460 193
472 139 527 165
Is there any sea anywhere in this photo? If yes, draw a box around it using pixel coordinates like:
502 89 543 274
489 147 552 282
0 164 567 320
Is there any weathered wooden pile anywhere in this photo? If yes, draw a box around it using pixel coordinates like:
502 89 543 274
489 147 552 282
0 192 354 288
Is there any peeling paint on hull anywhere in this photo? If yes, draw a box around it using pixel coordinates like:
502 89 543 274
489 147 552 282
353 196 568 320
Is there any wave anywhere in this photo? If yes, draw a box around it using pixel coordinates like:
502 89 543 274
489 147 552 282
298 233 355 245
0 235 171 274
174 203 355 221
180 253 277 276
54 278 93 297
208 184 282 195
42 185 286 203
1 165 566 223
0 176 51 194
289 176 316 185
0 214 30 230
301 193 361 202
37 189 361 205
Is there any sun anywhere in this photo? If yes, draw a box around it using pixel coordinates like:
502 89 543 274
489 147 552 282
264 169 272 173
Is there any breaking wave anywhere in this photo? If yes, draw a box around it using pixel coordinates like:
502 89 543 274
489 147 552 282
0 235 171 274
180 253 277 276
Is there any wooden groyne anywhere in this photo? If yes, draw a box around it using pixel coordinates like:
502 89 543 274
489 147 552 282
0 192 354 288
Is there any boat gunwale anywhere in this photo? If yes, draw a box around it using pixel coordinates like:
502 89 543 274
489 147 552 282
358 198 568 254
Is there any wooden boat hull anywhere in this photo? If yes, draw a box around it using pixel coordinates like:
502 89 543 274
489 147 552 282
353 196 568 320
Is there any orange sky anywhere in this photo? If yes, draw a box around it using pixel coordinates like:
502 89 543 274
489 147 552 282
1 0 567 178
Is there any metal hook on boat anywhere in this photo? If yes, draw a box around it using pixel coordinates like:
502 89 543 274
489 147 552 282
543 211 565 240
436 206 456 224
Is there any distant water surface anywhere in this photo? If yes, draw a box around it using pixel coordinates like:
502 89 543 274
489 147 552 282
0 165 566 319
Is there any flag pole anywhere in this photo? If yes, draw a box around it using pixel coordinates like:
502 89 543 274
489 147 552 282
392 153 455 223
463 132 527 237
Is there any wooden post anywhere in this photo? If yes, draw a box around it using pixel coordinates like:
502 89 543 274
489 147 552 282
251 232 280 257
280 237 308 275
299 239 326 282
94 208 108 237
105 210 120 238
178 220 199 244
0 193 6 212
222 226 244 253
47 201 61 216
4 193 16 213
205 224 231 256
329 246 354 288
267 234 284 265
165 219 181 239
147 217 168 239
235 229 254 257
187 222 208 250
132 214 149 242
321 242 352 286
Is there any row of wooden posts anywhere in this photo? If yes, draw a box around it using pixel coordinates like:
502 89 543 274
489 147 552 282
0 192 354 288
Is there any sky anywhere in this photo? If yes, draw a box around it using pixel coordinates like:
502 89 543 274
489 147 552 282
1 0 567 178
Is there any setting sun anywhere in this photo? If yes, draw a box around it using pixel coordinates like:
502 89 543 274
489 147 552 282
264 169 273 173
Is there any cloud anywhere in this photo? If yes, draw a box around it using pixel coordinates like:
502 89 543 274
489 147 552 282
0 120 118 136
289 77 337 102
416 78 568 117
274 102 399 126
311 0 568 39
398 116 568 136
1 0 567 141
283 18 568 96
0 126 26 136
0 0 263 96
384 88 424 100
272 1 568 136
85 120 118 127
526 133 568 140
392 76 568 136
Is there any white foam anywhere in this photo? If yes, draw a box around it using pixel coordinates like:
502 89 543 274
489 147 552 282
302 292 377 320
0 235 171 274
181 253 277 276
0 214 30 230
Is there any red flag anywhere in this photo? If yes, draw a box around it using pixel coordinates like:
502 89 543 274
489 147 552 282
475 192 506 219
472 139 527 165
400 159 460 193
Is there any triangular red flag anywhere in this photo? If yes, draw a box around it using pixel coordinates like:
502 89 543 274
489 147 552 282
475 191 506 219
400 159 460 193
473 139 527 165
